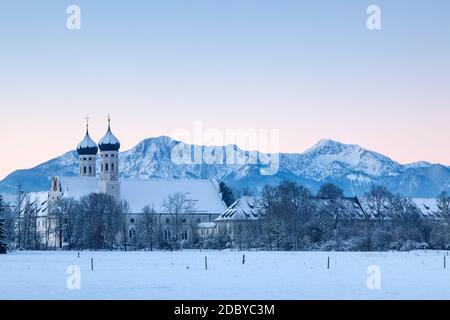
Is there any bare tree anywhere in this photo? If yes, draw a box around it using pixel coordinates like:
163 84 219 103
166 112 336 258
162 192 197 249
51 197 77 249
317 183 345 250
43 211 56 250
437 191 450 218
76 193 122 250
366 185 393 220
137 205 157 250
120 201 130 251
260 183 303 250
12 187 27 249
0 195 9 253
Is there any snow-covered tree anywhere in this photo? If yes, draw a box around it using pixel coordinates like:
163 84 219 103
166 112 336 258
137 205 157 251
365 185 394 220
260 181 316 250
75 193 122 250
437 191 450 218
0 195 8 254
51 197 78 249
162 192 197 249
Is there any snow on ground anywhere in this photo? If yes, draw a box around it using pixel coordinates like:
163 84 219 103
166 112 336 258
1 250 450 300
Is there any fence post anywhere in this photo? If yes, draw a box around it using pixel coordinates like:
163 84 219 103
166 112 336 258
205 256 208 270
242 254 246 265
91 258 94 271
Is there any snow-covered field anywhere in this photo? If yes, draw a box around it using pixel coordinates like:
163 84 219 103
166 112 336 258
1 250 450 300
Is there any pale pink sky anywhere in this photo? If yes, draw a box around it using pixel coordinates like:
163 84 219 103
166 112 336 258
0 1 449 180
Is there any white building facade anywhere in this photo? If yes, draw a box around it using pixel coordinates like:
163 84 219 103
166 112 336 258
14 117 228 249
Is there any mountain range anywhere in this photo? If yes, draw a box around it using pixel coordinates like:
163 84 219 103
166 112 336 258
1 136 449 197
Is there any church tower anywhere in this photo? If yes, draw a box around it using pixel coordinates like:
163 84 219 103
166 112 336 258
98 115 121 201
76 117 98 177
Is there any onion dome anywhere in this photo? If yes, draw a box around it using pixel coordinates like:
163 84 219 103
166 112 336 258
77 122 98 155
98 116 121 151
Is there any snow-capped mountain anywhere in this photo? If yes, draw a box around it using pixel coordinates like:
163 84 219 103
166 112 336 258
0 136 448 197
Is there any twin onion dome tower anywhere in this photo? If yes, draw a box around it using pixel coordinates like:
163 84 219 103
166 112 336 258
76 116 121 200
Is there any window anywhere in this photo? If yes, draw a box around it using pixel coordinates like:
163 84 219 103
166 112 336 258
83 166 87 174
129 228 136 239
164 229 171 240
89 167 92 174
181 229 188 240
89 157 92 161
105 154 108 157
101 164 103 171
111 154 115 157
112 163 115 172
105 163 109 171
130 218 135 224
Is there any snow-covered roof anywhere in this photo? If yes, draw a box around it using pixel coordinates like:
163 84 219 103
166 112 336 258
56 177 226 214
316 197 367 219
358 197 442 219
99 126 120 151
216 196 262 222
77 132 98 155
58 176 98 199
196 222 216 229
120 179 226 213
411 198 440 217
19 192 49 217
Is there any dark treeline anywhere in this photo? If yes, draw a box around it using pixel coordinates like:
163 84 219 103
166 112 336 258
202 182 450 252
241 182 450 252
1 182 449 252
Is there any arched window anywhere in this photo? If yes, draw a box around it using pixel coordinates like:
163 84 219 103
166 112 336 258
105 163 109 171
83 166 87 174
129 228 136 239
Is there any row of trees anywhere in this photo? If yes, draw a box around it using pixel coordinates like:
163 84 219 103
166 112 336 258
1 189 200 251
50 192 198 250
219 182 450 251
0 193 125 251
1 181 449 252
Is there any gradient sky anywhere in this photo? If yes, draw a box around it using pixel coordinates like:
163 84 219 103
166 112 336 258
0 0 449 179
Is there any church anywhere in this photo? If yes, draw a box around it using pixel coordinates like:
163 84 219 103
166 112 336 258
46 117 227 248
